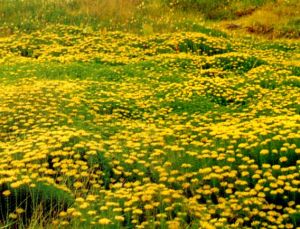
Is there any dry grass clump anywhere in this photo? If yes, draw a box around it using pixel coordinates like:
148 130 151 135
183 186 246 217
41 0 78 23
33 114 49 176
222 0 300 38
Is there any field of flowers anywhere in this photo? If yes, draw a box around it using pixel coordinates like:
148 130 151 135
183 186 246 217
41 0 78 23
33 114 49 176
0 24 300 228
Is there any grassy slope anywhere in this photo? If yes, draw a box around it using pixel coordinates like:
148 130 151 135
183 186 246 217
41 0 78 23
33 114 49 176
0 1 300 228
218 0 300 39
0 0 299 38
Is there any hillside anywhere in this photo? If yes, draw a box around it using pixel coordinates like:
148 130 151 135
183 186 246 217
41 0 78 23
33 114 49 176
0 0 299 37
0 1 300 228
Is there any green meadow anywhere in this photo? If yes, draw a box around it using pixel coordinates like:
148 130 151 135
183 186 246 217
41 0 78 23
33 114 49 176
0 0 300 228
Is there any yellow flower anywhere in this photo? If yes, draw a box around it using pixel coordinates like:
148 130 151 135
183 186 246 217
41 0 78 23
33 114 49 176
75 197 85 202
16 208 25 214
279 156 288 163
100 206 108 211
79 202 89 209
73 181 83 189
98 218 111 225
10 181 21 189
260 149 269 155
72 211 82 217
141 195 152 202
113 208 122 212
199 221 216 229
182 183 190 189
86 194 97 201
61 221 69 225
59 211 67 217
9 213 18 219
87 210 97 216
2 190 11 197
144 204 154 210
133 208 143 214
115 215 125 221
167 220 181 229
272 164 281 170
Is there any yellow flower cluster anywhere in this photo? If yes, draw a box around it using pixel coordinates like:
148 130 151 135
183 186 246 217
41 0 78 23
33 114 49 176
0 24 299 228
